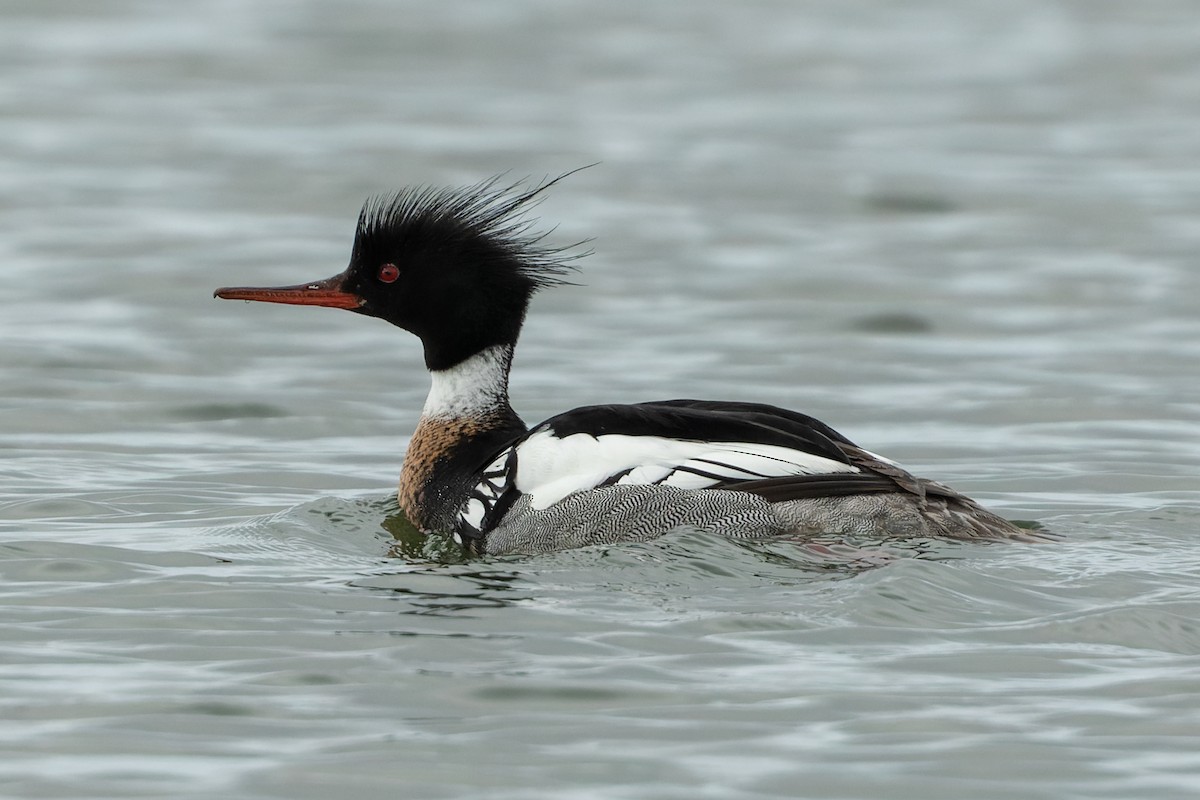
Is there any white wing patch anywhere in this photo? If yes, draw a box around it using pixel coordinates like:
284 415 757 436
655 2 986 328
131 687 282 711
457 449 514 534
512 430 858 511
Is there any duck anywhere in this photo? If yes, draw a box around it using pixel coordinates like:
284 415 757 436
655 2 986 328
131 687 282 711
215 174 1036 555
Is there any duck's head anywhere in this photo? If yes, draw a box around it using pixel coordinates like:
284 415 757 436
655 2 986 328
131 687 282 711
215 174 583 371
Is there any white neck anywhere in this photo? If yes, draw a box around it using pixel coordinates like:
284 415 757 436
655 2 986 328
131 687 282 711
421 344 514 419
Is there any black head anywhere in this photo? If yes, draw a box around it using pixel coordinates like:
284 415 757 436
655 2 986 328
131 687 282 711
215 172 585 370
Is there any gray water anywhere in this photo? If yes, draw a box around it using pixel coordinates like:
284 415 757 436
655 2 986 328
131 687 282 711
2 1 1200 798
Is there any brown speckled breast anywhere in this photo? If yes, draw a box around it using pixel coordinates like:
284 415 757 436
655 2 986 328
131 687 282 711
398 415 494 531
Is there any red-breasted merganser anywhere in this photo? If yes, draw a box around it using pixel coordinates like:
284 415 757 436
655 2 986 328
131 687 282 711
215 175 1035 555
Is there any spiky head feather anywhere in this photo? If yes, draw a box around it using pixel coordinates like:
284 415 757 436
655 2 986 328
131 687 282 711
342 169 591 370
351 171 588 293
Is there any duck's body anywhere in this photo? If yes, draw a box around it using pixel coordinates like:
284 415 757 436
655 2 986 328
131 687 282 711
216 175 1033 555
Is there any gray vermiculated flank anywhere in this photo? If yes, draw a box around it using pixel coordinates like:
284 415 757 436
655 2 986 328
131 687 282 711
481 483 1035 556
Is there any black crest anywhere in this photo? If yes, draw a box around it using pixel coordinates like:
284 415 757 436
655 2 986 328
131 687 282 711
351 167 592 290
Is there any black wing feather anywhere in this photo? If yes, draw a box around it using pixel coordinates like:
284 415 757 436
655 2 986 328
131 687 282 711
717 473 901 502
537 398 947 504
541 399 855 467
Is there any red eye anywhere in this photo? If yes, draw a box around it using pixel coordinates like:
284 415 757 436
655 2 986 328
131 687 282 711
378 263 400 283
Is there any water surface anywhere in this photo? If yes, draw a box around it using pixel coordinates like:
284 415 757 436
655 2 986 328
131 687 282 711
2 2 1200 798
